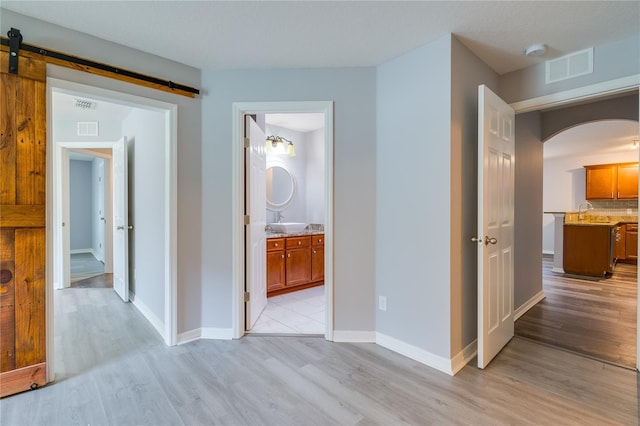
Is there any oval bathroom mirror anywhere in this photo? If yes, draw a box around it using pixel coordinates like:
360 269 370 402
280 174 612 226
266 162 296 211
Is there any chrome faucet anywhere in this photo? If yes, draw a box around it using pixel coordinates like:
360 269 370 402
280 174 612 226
577 201 593 221
276 211 284 223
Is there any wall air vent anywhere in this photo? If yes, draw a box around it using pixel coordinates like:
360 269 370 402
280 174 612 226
77 121 99 137
545 47 593 84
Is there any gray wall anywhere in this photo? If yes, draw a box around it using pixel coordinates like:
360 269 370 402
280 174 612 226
1 10 203 333
376 35 452 358
201 67 377 333
306 127 325 225
500 36 640 104
123 108 166 322
69 159 93 250
450 36 500 354
513 112 544 308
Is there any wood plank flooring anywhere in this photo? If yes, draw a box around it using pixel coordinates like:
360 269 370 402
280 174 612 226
516 256 637 368
1 285 638 425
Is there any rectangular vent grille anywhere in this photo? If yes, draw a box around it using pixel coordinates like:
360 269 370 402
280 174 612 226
545 47 593 84
77 121 99 137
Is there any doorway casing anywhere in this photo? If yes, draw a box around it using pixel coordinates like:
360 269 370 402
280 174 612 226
46 78 179 381
231 101 334 339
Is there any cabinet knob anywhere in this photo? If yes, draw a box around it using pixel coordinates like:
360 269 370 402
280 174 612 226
282 254 285 259
313 250 317 254
298 241 301 245
274 243 278 247
319 239 322 243
287 253 291 258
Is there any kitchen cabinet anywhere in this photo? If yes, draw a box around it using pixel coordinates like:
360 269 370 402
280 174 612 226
267 234 324 297
585 162 638 200
626 223 638 260
564 224 614 277
615 224 627 261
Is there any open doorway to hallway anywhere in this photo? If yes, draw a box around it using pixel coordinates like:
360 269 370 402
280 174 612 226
516 118 638 369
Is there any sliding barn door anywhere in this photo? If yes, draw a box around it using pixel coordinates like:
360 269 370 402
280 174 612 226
0 51 48 397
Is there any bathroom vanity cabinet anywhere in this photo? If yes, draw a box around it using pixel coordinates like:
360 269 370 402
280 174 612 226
267 234 324 297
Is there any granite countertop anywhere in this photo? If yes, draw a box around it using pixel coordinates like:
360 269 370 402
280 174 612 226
564 211 638 226
267 230 324 239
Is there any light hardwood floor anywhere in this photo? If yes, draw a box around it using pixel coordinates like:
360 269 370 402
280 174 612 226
516 256 637 368
1 286 638 425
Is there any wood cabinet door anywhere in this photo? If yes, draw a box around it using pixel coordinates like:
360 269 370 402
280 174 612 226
617 164 638 199
266 251 285 292
585 165 615 200
285 248 311 287
0 52 48 397
626 225 638 260
615 225 627 260
311 246 324 282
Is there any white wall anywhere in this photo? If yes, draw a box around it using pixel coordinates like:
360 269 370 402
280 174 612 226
69 159 93 251
123 108 167 323
376 35 453 358
265 123 324 225
201 67 377 333
542 148 638 253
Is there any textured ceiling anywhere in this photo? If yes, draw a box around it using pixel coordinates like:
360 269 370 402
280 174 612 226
2 1 639 75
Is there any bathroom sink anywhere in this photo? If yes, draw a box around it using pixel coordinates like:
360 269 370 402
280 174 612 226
269 222 307 233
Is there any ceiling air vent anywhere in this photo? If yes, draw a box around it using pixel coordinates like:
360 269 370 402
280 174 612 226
77 121 99 137
545 47 593 84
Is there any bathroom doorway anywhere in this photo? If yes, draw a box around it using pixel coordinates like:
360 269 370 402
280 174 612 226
231 101 335 340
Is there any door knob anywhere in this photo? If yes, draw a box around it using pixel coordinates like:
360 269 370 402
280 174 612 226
471 236 483 244
485 236 498 245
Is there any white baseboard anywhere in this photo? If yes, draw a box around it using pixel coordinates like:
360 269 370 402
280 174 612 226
70 248 93 254
129 291 165 341
514 290 546 320
376 332 454 376
177 329 201 345
542 250 554 256
201 327 234 340
176 327 234 345
451 339 477 375
332 330 376 343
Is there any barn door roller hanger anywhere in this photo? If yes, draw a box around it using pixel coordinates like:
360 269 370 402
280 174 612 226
7 27 22 74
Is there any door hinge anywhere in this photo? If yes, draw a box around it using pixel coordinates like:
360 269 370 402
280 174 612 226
244 215 250 225
244 137 250 149
244 291 250 302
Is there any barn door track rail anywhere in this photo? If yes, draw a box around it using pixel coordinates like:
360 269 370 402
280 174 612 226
1 27 200 98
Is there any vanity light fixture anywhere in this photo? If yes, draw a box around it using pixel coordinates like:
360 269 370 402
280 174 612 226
266 135 296 157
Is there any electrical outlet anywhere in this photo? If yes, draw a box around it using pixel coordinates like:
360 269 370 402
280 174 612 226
378 296 387 311
627 208 632 215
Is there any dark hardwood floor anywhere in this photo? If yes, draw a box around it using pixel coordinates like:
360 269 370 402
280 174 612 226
515 255 637 368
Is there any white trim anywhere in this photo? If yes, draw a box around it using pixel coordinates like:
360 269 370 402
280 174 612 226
332 330 376 343
69 248 94 255
129 291 165 339
542 249 554 256
510 74 640 113
514 291 546 321
176 328 234 345
176 329 201 345
231 101 334 341
376 332 454 376
46 78 179 381
201 328 234 340
451 339 477 375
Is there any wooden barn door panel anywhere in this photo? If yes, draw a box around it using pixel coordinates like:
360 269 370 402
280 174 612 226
0 52 48 398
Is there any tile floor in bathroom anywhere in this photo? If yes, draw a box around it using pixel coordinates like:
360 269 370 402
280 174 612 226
251 285 325 334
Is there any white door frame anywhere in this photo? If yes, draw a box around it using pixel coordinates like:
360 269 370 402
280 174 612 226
510 74 640 371
46 78 179 381
231 101 334 340
55 144 113 291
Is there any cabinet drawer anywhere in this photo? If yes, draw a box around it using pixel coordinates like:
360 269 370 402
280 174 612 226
286 236 310 248
627 223 638 232
312 234 324 246
267 238 285 251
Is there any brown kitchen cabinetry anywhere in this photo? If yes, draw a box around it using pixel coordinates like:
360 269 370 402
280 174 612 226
585 162 638 200
615 224 627 261
626 223 638 260
564 224 614 277
267 234 324 297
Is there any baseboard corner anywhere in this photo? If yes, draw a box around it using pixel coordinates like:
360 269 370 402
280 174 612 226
514 290 546 320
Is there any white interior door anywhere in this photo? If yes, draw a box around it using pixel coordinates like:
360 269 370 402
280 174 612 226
61 148 71 288
246 116 268 329
477 84 515 368
112 136 129 302
96 159 106 263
